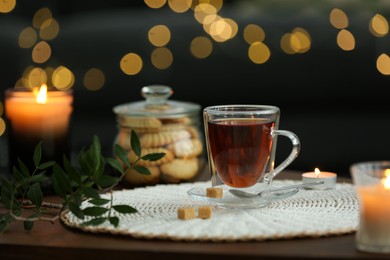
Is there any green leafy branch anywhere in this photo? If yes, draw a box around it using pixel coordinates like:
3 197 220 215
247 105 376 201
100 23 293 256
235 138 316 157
0 130 165 233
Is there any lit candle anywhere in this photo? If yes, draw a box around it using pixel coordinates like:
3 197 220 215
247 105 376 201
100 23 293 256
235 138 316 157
302 168 337 189
4 85 73 171
355 170 390 253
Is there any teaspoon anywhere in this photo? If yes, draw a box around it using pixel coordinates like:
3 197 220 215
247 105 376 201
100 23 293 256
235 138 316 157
229 181 325 199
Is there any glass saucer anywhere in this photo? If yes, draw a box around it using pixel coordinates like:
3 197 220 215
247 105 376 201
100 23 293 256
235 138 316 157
187 183 299 209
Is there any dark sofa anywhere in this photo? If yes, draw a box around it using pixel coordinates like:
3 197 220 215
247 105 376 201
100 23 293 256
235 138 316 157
1 0 390 177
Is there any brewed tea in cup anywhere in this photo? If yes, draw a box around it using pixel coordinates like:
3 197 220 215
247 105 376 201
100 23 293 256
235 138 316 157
203 105 300 189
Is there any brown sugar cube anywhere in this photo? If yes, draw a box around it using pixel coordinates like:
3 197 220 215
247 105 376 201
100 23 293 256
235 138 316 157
177 207 196 220
206 187 223 198
197 206 212 219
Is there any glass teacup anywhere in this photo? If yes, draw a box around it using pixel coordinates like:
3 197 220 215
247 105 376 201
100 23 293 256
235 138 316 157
203 105 300 194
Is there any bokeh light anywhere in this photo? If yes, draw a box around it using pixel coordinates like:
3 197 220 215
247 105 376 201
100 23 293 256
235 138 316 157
330 8 349 29
148 25 171 47
291 27 311 53
52 66 74 90
337 29 355 51
243 24 265 44
369 14 389 37
144 0 167 9
0 118 5 136
208 17 236 42
281 33 297 54
39 18 60 41
26 67 47 88
83 68 105 91
280 28 311 54
377 53 390 75
248 41 271 64
120 53 143 75
0 102 3 117
190 36 213 59
32 8 52 29
18 27 38 49
194 3 217 24
151 47 173 69
202 14 220 35
32 41 52 63
224 18 238 39
0 0 16 13
192 0 223 11
168 0 192 13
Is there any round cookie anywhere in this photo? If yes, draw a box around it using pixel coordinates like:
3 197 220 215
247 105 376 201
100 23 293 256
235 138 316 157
140 130 192 148
167 139 203 158
123 166 160 186
119 116 162 130
160 158 199 181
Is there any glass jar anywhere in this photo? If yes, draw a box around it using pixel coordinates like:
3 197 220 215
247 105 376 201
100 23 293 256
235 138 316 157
113 85 205 187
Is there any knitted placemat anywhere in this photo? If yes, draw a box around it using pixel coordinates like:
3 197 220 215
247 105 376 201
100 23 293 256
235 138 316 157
61 180 359 241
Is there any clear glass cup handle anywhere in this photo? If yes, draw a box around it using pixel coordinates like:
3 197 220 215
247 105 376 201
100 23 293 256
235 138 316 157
263 130 301 185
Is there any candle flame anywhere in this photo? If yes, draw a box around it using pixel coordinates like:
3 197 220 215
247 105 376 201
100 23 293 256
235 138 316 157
314 168 320 178
36 84 47 104
383 169 390 189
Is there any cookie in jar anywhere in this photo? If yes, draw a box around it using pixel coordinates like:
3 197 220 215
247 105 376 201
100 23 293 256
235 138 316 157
113 85 205 187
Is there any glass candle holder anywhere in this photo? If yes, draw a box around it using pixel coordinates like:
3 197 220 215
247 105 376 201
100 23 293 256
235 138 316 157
350 161 390 253
4 87 73 172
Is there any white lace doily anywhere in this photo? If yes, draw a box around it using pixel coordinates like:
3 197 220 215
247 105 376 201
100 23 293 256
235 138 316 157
61 180 359 241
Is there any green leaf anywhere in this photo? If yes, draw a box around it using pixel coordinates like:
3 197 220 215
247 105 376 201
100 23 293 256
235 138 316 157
17 158 30 177
95 175 119 189
141 153 165 162
68 202 84 219
114 144 130 169
0 178 16 209
27 183 43 208
0 213 12 222
0 213 13 234
52 164 72 198
78 151 94 177
109 216 119 227
132 165 151 175
38 161 55 170
81 217 106 226
23 212 39 231
131 130 141 157
81 175 89 183
83 206 109 216
21 173 47 185
12 167 25 182
88 198 110 206
87 135 104 179
63 155 81 184
33 141 42 168
0 222 9 234
23 220 34 231
107 157 124 174
78 139 105 180
72 192 83 207
112 205 137 214
81 186 100 199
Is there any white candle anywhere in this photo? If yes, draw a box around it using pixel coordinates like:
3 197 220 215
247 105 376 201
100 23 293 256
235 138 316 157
302 168 337 190
5 85 73 169
356 173 390 253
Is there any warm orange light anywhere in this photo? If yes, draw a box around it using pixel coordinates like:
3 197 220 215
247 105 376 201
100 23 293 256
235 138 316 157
315 168 320 178
36 84 47 104
383 169 390 189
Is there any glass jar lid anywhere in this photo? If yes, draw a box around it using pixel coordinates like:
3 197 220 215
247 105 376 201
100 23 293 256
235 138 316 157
113 85 201 118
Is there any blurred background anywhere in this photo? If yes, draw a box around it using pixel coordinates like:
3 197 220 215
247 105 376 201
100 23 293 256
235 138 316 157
1 0 390 177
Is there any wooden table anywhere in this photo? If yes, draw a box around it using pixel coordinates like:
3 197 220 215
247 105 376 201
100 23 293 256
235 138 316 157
0 170 389 260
